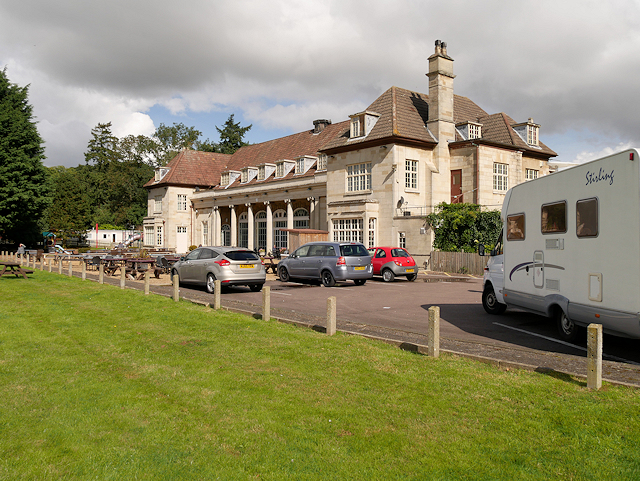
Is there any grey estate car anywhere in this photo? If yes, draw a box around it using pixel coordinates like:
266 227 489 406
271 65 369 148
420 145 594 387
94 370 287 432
277 241 372 287
171 246 266 293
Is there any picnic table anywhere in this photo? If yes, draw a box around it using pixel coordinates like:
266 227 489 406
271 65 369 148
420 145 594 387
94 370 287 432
0 261 34 279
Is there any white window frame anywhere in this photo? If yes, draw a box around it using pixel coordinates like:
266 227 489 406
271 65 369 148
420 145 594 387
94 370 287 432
527 125 539 146
273 210 288 249
293 208 309 229
368 218 376 248
221 172 229 186
156 226 163 246
296 158 305 175
525 169 539 181
399 232 406 249
347 162 372 192
493 163 508 192
469 123 481 139
276 163 285 178
351 116 363 138
258 166 265 181
177 194 187 212
405 160 418 190
202 221 208 246
144 226 154 246
154 195 162 213
317 154 328 171
333 218 364 243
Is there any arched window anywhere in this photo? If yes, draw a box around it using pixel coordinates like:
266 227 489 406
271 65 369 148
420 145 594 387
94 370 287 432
293 208 309 229
221 224 230 246
273 209 288 249
238 212 248 248
255 211 267 250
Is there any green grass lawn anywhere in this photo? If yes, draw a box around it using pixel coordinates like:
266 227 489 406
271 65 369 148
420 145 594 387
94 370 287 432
1 271 639 480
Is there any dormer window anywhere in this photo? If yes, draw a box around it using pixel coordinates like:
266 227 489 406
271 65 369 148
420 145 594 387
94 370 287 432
456 121 482 141
257 163 276 181
294 156 317 175
317 154 328 171
221 172 229 186
241 167 258 184
275 160 295 178
513 118 540 147
154 167 169 182
221 170 241 188
349 111 380 139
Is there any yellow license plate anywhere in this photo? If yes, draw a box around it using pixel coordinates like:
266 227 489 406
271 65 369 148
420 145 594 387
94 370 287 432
354 266 366 271
239 264 253 268
406 268 414 273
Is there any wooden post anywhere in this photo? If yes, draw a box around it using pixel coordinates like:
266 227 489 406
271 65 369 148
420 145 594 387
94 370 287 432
326 296 336 336
262 286 270 321
99 264 104 284
48 258 52 273
587 323 603 390
120 265 126 289
26 254 30 266
144 269 150 295
173 274 179 301
82 260 86 280
212 280 221 309
40 258 45 271
68 260 73 277
428 306 440 358
58 259 63 275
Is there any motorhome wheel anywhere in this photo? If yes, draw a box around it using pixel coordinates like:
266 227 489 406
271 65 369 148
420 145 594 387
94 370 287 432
557 310 578 342
482 286 506 315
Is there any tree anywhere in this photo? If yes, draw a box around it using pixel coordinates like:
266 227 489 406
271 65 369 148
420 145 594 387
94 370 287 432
0 68 51 244
44 167 92 240
425 202 502 253
151 122 203 166
215 114 252 154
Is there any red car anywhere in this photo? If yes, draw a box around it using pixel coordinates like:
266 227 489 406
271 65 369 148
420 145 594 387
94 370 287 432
367 247 418 282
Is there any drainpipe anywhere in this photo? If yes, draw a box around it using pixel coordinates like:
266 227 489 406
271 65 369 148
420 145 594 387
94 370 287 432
472 143 479 204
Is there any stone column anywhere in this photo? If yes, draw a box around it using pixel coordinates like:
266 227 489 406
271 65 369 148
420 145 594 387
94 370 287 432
265 201 273 254
213 206 220 245
246 203 254 250
307 197 316 229
286 199 294 230
230 205 237 247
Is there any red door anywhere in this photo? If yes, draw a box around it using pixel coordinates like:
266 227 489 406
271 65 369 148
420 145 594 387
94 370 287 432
451 170 462 203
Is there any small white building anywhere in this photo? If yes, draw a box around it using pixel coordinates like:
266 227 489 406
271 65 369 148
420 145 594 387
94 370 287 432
85 229 142 249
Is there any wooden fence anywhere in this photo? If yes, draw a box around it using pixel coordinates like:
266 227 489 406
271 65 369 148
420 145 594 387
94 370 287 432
428 251 488 276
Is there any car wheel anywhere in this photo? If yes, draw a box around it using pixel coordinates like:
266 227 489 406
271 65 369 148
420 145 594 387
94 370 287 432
249 284 263 292
382 269 395 282
482 286 506 314
407 273 418 282
206 273 216 294
278 266 290 282
321 270 336 287
354 279 366 286
557 309 579 342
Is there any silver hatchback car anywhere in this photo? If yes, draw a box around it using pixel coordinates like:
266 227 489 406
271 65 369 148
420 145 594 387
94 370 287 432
171 246 266 293
277 241 372 287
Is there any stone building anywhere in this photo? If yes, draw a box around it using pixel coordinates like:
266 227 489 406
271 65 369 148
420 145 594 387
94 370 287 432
143 40 556 264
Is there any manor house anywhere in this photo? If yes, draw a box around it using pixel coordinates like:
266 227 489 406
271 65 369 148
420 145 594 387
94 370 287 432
143 40 557 265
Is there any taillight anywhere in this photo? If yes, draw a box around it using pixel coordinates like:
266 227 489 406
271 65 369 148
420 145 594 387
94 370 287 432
215 259 231 267
336 256 346 266
394 260 402 266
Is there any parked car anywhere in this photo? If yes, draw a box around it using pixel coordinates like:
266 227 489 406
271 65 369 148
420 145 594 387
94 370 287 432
171 246 266 293
277 241 372 287
367 246 418 282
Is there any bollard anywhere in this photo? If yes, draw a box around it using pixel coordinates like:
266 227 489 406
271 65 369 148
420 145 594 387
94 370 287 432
144 269 150 295
120 265 126 289
173 274 180 301
58 259 63 274
40 258 45 271
262 286 271 321
212 280 221 309
26 254 30 267
82 260 86 280
32 257 36 269
48 258 52 273
326 296 337 336
587 323 603 390
428 306 440 358
99 264 104 284
68 260 73 277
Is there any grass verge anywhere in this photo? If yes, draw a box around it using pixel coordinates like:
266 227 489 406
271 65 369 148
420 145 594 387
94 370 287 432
1 272 639 480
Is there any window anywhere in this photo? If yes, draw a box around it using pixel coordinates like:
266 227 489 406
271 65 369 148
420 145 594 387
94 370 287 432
154 195 162 213
333 218 363 243
156 226 162 246
177 194 187 211
527 124 538 146
399 232 406 249
576 198 598 238
405 160 418 190
525 169 539 181
351 115 363 138
221 224 230 246
221 172 229 186
347 162 372 192
258 166 265 181
296 158 305 174
507 214 525 240
493 163 508 192
541 201 567 234
276 163 285 178
255 211 267 250
293 208 309 229
273 210 288 249
202 221 208 245
238 213 248 248
241 169 248 183
144 226 154 246
469 123 481 139
317 154 328 171
368 218 376 248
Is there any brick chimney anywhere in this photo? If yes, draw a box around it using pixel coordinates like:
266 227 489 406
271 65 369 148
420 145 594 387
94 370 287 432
313 119 331 134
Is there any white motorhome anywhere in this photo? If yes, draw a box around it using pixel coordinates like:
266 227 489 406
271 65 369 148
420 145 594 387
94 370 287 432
480 149 640 341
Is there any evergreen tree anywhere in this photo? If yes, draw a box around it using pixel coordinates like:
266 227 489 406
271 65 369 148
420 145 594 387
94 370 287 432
216 114 252 154
0 68 50 244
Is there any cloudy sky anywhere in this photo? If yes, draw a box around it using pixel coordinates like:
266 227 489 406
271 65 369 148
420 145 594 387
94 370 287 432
1 0 639 168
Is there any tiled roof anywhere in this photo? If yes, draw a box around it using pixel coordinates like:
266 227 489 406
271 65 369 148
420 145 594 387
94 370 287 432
144 150 231 188
472 113 557 156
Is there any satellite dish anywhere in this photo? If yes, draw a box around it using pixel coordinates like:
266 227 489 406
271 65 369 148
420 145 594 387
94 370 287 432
397 196 405 209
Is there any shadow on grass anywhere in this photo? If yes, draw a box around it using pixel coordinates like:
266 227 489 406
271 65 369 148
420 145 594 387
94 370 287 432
534 367 586 387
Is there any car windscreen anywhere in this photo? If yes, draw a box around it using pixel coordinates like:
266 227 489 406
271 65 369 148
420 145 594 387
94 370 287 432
339 244 369 257
390 249 411 258
224 250 260 261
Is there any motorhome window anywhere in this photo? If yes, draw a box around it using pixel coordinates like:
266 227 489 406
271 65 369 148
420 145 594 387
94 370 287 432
493 230 503 255
541 201 567 234
576 198 598 238
506 214 525 241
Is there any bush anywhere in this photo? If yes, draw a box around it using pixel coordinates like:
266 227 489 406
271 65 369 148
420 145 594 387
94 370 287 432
426 202 502 253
